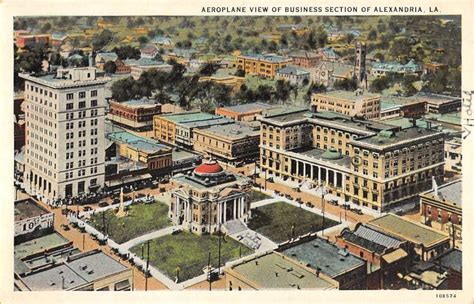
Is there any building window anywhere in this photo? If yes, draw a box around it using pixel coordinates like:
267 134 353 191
91 99 97 107
66 103 73 110
79 101 86 109
66 93 74 100
79 91 86 99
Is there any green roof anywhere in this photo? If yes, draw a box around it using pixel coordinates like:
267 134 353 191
161 112 221 124
14 233 70 259
425 112 461 126
367 214 449 247
230 253 335 289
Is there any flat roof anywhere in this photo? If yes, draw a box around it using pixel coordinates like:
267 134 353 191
67 250 128 282
311 111 396 134
217 102 275 114
197 122 259 139
172 149 200 161
120 98 161 108
180 117 232 129
160 112 222 124
281 238 365 278
239 53 291 63
425 112 462 126
107 130 171 154
15 199 49 221
230 252 335 289
19 71 109 89
367 214 449 247
414 93 461 104
423 179 462 207
277 66 310 76
260 107 311 125
14 232 70 259
21 263 88 291
352 127 442 149
292 147 351 169
314 90 381 102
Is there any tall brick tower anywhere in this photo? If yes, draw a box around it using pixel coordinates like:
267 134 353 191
354 42 367 88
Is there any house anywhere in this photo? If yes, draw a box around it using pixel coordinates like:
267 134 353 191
276 66 311 86
319 47 340 62
140 44 160 59
51 32 70 47
151 35 173 47
288 50 322 68
311 61 353 87
370 60 422 77
95 52 119 70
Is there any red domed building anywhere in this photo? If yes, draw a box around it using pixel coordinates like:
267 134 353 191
170 159 252 235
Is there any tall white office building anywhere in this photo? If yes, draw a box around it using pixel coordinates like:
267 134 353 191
20 67 109 201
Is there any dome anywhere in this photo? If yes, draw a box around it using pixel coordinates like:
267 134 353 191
194 160 224 175
321 147 343 160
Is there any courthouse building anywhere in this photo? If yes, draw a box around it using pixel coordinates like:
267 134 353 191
20 67 108 200
259 107 445 212
170 160 252 235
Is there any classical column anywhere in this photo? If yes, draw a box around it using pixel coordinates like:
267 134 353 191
233 199 237 220
223 201 227 222
318 166 321 183
333 170 337 187
302 162 306 178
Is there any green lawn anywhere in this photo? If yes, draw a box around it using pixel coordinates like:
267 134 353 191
250 189 272 202
130 232 252 282
89 201 171 244
248 202 338 243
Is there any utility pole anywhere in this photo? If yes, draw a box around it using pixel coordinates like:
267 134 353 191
82 234 85 251
145 240 150 291
102 211 106 234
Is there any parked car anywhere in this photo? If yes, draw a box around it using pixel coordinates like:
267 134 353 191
98 202 109 208
83 206 93 212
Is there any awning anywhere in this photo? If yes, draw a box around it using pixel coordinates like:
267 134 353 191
382 248 408 264
106 173 153 188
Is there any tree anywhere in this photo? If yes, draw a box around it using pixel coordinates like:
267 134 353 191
113 46 140 60
138 36 149 45
369 76 390 93
92 29 113 51
41 22 52 33
367 29 377 41
275 80 291 102
234 69 245 77
333 78 358 91
104 61 117 74
198 63 220 76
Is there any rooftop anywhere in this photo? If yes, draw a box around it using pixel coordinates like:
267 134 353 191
260 107 310 125
423 179 462 208
413 92 461 104
239 53 291 63
339 224 404 255
66 250 128 282
20 249 129 291
21 263 88 291
229 252 336 289
292 147 351 169
367 214 449 247
314 90 381 102
19 68 109 89
281 238 365 278
197 122 259 139
352 127 442 149
14 199 49 222
14 232 70 259
425 112 462 126
180 116 233 129
124 58 170 67
119 98 161 108
288 50 321 59
107 129 171 154
160 111 222 124
311 111 396 134
217 102 275 114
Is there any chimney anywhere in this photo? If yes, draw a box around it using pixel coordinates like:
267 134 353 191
426 121 432 130
411 117 417 127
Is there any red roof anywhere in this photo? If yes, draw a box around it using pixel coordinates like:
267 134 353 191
194 161 223 175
